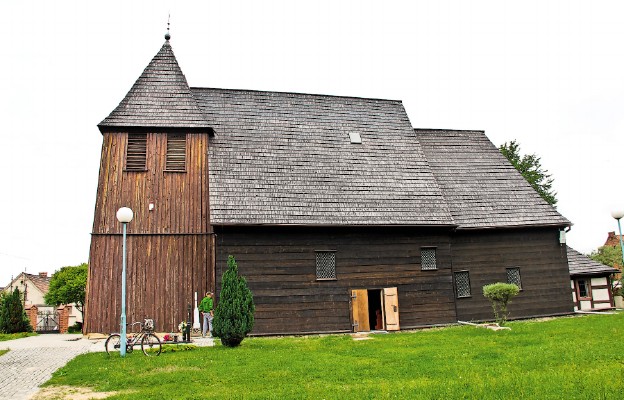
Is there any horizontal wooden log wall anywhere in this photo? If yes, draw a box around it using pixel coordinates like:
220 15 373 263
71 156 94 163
85 234 214 334
214 226 458 335
451 227 573 322
85 131 214 334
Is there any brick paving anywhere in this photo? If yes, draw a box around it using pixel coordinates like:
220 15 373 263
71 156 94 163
0 334 103 400
0 333 214 400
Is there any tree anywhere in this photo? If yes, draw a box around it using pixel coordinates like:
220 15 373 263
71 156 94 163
589 245 622 270
44 263 88 320
213 256 255 347
483 283 520 325
499 140 557 206
0 287 33 333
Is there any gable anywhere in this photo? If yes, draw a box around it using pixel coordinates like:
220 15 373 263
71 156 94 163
195 88 455 226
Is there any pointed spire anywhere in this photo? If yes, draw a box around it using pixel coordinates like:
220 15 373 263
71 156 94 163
99 40 210 131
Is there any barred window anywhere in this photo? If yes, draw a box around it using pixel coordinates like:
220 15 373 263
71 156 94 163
126 134 147 171
315 251 336 280
506 267 522 290
454 271 471 298
421 248 437 270
166 133 186 172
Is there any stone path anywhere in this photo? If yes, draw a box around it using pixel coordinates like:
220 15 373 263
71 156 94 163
0 334 104 400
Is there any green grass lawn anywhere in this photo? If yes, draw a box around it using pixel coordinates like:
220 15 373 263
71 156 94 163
0 332 36 341
45 313 624 399
0 349 8 357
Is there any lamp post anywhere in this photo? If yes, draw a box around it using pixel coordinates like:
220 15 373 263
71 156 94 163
116 207 133 357
613 210 624 267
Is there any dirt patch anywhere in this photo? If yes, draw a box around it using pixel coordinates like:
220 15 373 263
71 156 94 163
30 386 117 400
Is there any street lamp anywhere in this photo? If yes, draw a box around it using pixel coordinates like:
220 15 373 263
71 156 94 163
612 209 624 269
116 207 133 357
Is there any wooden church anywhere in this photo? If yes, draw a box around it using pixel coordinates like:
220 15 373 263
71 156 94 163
84 35 574 335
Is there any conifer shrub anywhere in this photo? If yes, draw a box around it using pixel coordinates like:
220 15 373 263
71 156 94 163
0 288 33 334
482 282 520 325
213 256 255 347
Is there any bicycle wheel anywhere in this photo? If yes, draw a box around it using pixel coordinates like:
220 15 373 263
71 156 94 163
141 333 162 356
105 333 121 355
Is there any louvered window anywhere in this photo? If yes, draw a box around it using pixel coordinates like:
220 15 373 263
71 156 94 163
454 271 471 298
506 267 522 290
125 134 147 171
421 248 437 270
166 133 186 172
316 251 336 280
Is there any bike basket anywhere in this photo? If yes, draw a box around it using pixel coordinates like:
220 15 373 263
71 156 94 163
144 319 154 331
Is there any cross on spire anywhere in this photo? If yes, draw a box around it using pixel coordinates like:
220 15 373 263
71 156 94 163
165 14 171 41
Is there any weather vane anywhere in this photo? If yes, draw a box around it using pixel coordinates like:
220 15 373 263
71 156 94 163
165 13 171 40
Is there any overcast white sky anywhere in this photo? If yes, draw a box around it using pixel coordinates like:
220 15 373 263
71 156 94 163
2 0 624 285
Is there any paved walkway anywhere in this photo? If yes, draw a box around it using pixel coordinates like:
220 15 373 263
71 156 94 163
0 334 104 400
0 334 215 400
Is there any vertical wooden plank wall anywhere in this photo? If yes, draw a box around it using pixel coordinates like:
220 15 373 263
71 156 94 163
85 132 214 334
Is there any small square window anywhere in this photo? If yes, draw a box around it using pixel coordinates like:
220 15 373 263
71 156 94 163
454 271 471 298
506 267 522 290
421 248 437 270
316 251 336 280
349 132 362 144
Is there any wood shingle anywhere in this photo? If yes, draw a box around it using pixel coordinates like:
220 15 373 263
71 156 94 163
194 88 455 226
416 129 570 229
567 246 619 277
99 40 211 130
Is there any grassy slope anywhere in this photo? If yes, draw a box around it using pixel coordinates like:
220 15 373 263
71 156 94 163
46 314 624 399
0 332 36 341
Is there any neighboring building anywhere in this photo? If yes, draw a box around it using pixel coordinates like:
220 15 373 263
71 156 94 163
567 246 619 311
84 36 573 335
603 231 623 273
2 272 83 330
3 272 51 308
604 231 623 248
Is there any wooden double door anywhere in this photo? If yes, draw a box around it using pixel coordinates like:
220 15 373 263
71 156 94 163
350 287 400 332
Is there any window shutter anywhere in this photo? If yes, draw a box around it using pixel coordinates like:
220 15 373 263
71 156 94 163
126 134 147 171
166 134 186 171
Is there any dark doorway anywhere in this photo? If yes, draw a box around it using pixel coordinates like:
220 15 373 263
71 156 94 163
367 289 383 330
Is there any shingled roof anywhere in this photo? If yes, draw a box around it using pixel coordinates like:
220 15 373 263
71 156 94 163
416 129 570 230
102 39 573 229
567 246 619 277
99 40 211 131
195 88 455 226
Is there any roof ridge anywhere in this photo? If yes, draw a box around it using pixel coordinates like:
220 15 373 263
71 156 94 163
190 87 403 103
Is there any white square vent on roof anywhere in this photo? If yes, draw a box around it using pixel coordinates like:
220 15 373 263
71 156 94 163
349 132 362 144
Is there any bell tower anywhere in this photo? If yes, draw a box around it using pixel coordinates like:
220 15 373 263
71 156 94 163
84 33 215 334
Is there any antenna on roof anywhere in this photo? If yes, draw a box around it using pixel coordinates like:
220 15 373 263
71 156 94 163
165 13 171 41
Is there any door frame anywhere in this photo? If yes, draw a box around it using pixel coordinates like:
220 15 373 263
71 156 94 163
350 287 399 332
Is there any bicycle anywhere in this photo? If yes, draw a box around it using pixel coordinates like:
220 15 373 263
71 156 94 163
105 318 162 356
